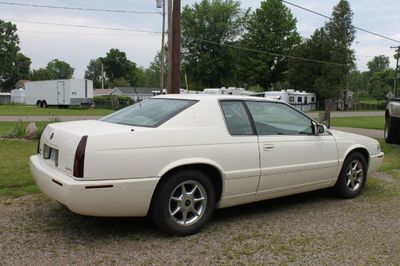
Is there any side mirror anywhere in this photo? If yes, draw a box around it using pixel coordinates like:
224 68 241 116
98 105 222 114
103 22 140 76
317 124 326 134
312 122 327 135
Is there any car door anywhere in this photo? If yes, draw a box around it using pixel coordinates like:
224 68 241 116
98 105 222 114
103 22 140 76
245 100 339 195
219 100 260 199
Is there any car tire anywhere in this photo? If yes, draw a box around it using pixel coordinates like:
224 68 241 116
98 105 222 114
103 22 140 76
333 152 367 199
384 116 398 144
150 169 216 236
36 101 42 108
41 101 48 108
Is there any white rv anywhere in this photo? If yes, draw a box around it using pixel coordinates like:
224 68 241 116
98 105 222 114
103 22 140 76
203 87 252 95
25 79 93 108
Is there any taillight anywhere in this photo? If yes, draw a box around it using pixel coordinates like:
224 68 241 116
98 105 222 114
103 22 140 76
37 131 43 154
73 136 88 178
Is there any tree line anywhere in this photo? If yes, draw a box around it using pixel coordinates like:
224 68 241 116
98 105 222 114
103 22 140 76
0 0 396 103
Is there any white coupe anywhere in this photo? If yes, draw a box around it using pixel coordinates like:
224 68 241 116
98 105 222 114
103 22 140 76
30 95 384 235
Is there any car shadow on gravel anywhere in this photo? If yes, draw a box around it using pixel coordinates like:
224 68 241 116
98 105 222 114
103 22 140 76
33 188 337 238
211 188 336 224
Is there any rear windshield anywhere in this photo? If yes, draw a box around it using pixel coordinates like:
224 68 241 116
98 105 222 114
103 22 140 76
100 98 197 127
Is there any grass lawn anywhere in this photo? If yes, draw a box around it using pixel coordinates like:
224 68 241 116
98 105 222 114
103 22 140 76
331 116 384 130
0 121 51 137
0 140 38 197
0 135 399 198
358 98 380 104
0 105 113 116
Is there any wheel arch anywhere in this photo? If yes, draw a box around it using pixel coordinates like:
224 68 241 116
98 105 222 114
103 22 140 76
155 160 225 204
343 145 370 168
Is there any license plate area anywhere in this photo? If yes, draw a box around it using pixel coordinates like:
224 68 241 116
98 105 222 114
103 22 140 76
43 144 59 167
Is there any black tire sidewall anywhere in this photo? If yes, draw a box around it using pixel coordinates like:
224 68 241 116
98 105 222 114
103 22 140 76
150 169 216 236
334 152 367 198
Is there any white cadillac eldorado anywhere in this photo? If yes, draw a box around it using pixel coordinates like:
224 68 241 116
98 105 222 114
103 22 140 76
30 95 384 235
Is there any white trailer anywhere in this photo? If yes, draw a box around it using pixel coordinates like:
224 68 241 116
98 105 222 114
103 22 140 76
25 79 93 108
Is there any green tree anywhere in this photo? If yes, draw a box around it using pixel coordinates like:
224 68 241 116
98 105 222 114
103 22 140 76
0 20 31 91
101 48 137 86
30 68 53 81
368 70 393 101
241 0 300 89
46 59 74 79
182 0 247 89
288 28 331 95
367 55 390 73
288 0 355 103
85 58 104 88
324 0 355 101
30 59 74 81
349 70 370 98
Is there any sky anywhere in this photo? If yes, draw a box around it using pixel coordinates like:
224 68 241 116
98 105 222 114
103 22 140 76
1 0 399 79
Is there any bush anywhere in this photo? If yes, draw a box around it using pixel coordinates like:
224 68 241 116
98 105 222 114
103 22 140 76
8 121 26 139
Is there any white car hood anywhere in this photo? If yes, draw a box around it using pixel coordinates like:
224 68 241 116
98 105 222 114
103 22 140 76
329 129 378 143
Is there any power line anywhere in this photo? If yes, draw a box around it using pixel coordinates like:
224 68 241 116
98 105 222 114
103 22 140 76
7 18 374 67
7 19 161 34
183 36 346 66
0 1 161 15
282 0 400 44
18 30 159 37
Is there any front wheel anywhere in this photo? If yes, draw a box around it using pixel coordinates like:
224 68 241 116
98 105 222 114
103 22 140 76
333 152 367 199
384 116 398 143
150 170 215 236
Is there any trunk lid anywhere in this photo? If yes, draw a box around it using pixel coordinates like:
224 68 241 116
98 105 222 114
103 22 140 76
39 120 137 177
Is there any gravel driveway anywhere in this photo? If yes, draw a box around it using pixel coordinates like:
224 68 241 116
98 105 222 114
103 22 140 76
1 171 399 265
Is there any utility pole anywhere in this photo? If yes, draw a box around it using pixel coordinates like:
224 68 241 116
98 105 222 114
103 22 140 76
157 0 166 95
167 0 181 94
391 46 400 97
101 63 104 90
167 0 172 94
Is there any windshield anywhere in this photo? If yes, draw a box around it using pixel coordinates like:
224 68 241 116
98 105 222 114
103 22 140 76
100 98 197 127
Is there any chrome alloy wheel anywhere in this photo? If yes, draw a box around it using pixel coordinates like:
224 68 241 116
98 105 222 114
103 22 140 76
169 180 207 226
345 160 364 191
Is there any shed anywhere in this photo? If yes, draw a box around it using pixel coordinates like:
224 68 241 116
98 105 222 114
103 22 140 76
11 88 25 104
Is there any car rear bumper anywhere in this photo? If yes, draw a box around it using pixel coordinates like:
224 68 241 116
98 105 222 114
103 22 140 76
368 152 384 174
30 155 159 217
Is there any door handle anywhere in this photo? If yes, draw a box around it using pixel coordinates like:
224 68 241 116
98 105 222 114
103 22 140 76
263 144 275 151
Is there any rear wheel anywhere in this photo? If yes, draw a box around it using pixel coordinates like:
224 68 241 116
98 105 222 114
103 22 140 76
36 100 42 108
150 169 215 236
41 101 48 108
334 152 367 198
384 116 398 143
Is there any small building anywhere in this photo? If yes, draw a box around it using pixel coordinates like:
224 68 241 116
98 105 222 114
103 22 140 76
93 89 113 97
11 88 25 104
0 92 11 104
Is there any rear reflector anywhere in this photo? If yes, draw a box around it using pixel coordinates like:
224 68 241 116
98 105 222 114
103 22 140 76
52 179 63 186
85 185 113 189
73 135 88 178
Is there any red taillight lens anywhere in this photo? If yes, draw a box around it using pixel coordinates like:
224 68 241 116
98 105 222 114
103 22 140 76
73 135 88 178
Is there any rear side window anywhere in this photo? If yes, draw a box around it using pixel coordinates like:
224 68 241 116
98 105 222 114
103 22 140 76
101 98 196 127
220 101 254 135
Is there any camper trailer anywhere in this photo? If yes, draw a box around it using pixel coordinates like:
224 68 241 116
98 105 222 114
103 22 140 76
25 79 93 108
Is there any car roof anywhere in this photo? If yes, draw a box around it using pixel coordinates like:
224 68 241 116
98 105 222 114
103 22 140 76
152 94 283 103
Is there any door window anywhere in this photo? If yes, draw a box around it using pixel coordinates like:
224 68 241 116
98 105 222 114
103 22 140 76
220 101 254 135
246 101 313 135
